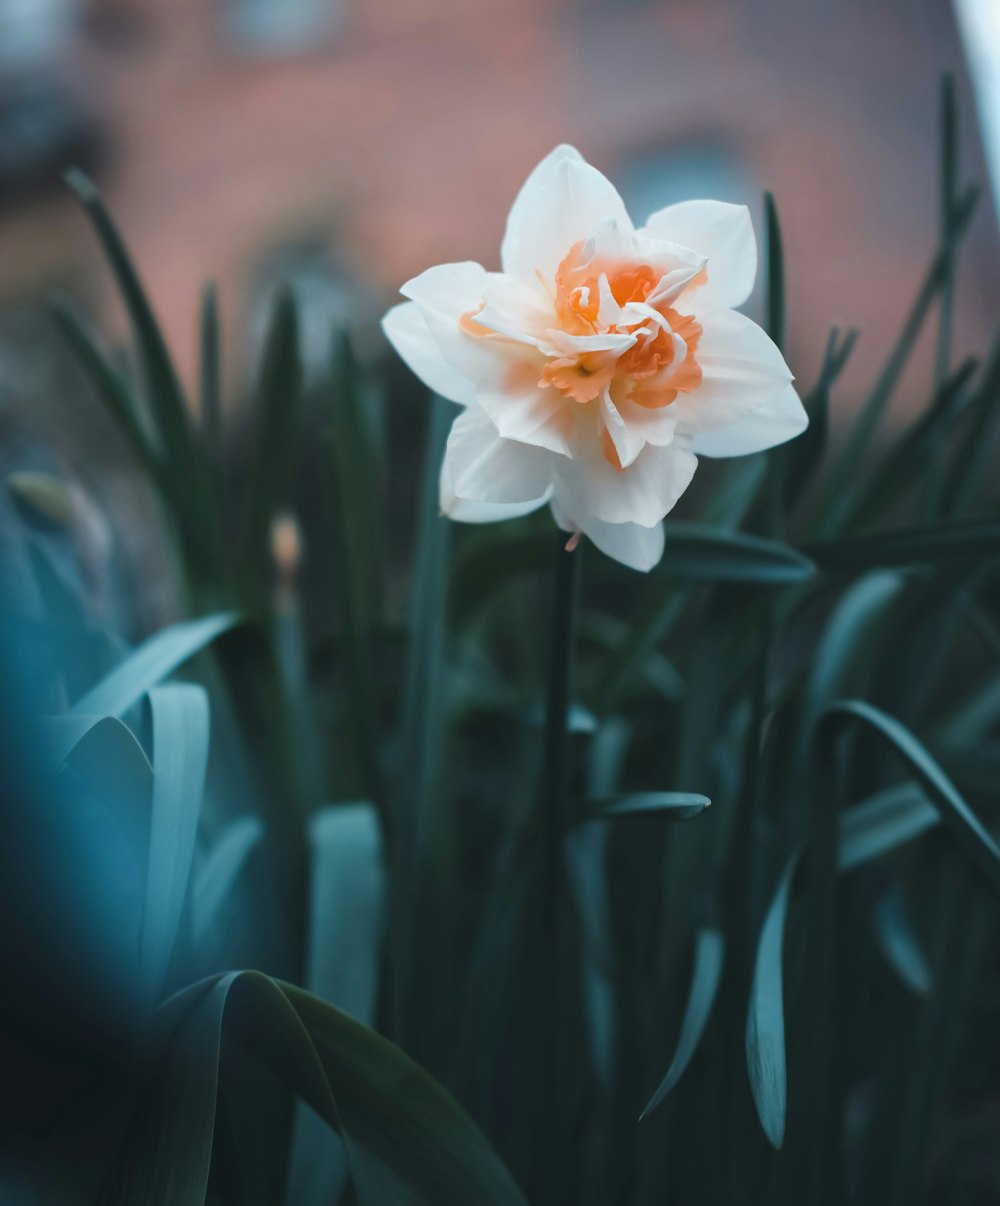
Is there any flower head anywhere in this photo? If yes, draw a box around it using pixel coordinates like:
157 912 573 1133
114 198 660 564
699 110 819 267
383 145 807 571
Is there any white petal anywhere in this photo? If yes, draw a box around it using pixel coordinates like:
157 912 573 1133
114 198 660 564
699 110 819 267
401 261 514 389
472 275 557 351
617 396 678 447
641 200 756 312
501 145 633 286
551 490 665 572
477 366 573 457
690 381 808 457
557 439 698 528
444 404 554 505
668 309 793 434
382 302 476 404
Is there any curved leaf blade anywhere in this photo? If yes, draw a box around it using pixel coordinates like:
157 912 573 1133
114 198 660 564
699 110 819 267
71 612 238 718
746 855 797 1149
641 928 724 1118
580 792 711 824
824 700 1000 894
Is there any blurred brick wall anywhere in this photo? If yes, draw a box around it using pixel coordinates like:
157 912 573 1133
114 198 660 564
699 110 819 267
0 0 997 422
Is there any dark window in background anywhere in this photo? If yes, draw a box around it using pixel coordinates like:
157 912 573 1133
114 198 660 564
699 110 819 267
615 139 755 225
222 0 342 56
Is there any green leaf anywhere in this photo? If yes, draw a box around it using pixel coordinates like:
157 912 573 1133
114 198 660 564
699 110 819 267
64 170 208 531
39 712 152 774
284 981 530 1205
764 191 785 354
809 517 1000 572
872 881 932 996
746 854 796 1149
579 792 711 824
823 700 1000 894
784 325 859 508
653 523 815 584
641 928 724 1118
288 803 386 1205
71 611 238 718
398 394 452 852
191 816 264 951
836 783 938 873
48 300 169 501
746 772 953 1150
199 281 222 455
841 356 977 530
326 333 386 803
142 684 211 997
811 180 979 535
241 289 302 570
942 334 1000 515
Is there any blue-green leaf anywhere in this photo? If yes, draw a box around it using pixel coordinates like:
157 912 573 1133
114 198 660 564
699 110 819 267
641 928 724 1118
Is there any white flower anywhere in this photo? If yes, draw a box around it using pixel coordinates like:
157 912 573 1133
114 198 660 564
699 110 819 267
382 145 807 572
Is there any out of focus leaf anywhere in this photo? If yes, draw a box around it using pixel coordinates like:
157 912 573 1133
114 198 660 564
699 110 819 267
746 854 795 1149
579 792 711 824
823 700 1000 894
49 300 169 500
836 783 938 873
812 181 979 535
287 803 387 1206
65 169 209 533
809 517 1000 572
784 325 859 508
141 684 211 997
71 612 238 718
872 881 932 996
654 523 815 584
191 816 265 951
641 928 724 1118
241 290 302 570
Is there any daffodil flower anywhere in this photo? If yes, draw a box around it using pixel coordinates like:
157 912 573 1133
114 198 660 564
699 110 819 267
383 145 807 571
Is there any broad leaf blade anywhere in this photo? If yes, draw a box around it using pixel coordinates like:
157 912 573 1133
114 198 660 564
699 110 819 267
71 612 238 718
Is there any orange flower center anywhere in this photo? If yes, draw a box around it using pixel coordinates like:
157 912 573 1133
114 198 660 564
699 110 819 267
460 241 705 471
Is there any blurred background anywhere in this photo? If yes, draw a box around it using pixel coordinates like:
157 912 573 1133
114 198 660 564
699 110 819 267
0 0 997 624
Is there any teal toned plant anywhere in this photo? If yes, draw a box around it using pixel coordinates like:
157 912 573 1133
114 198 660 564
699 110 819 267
3 74 998 1205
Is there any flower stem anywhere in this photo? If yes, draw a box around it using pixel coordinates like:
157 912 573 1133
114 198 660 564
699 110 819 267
534 530 581 1197
540 531 581 930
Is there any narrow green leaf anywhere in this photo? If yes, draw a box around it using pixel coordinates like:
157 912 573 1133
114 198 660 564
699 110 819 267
241 289 302 568
942 334 1000 515
823 700 1000 894
809 517 1000 572
812 181 979 535
784 326 859 508
579 792 711 824
842 356 978 529
65 170 206 520
326 334 386 804
71 612 237 718
872 881 932 996
142 684 211 996
746 854 796 1149
199 281 222 455
48 301 169 500
398 394 452 848
654 522 815 583
764 191 785 354
191 816 264 951
641 928 724 1118
836 783 938 873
